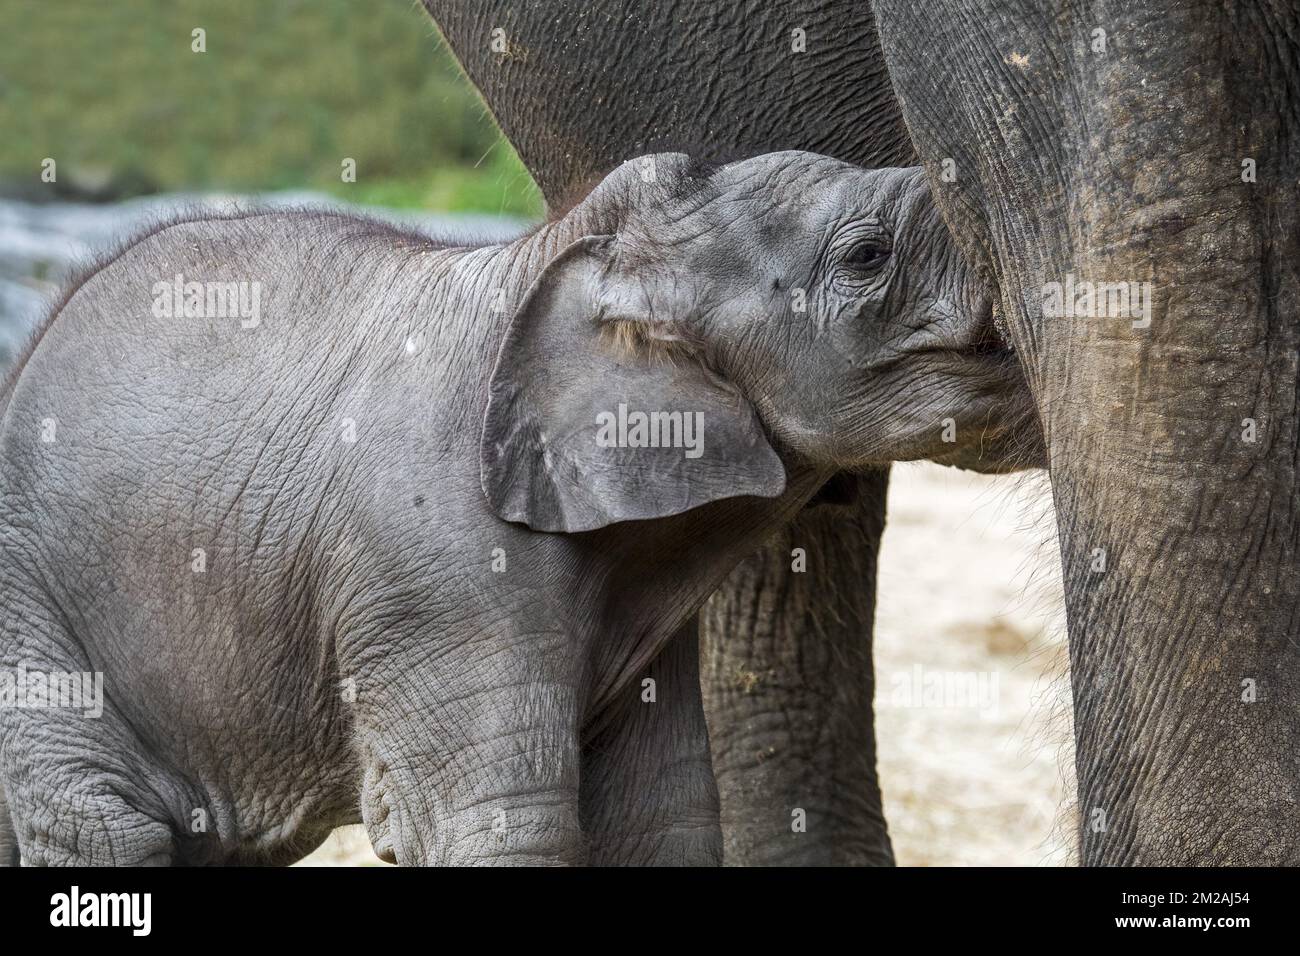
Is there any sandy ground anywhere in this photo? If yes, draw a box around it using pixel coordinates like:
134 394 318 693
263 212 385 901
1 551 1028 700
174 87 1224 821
874 462 1073 866
298 462 1073 867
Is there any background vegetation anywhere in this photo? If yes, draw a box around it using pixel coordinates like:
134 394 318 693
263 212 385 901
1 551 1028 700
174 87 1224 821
0 0 543 216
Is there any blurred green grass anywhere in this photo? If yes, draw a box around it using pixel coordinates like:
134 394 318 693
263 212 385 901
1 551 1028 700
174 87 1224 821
0 0 543 217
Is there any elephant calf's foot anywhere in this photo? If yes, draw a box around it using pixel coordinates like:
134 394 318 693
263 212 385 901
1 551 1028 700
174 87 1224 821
10 790 175 866
434 793 586 866
360 744 584 865
0 792 21 866
360 758 397 864
2 702 179 865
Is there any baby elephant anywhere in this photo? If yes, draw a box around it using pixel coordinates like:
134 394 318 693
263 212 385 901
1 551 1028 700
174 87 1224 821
0 151 1036 866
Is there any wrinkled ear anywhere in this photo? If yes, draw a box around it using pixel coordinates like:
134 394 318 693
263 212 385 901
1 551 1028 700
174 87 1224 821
481 236 785 533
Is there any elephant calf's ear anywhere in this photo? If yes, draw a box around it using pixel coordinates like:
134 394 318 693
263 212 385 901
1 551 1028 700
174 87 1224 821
481 235 785 533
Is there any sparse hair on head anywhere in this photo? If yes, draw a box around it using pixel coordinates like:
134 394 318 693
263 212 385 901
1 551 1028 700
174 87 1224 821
598 316 694 365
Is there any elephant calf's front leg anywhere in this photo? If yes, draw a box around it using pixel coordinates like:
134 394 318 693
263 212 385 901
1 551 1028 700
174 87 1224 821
348 627 586 866
580 621 722 866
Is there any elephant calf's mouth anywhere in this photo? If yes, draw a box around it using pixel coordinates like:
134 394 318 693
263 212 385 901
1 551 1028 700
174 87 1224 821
916 305 1014 364
911 293 1014 361
965 294 1015 359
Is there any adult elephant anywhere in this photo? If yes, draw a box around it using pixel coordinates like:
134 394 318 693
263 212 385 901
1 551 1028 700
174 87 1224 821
422 0 914 865
872 0 1300 863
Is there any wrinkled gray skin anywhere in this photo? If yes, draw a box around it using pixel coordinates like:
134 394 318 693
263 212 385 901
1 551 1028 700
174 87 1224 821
872 0 1300 863
424 0 918 867
0 151 1031 865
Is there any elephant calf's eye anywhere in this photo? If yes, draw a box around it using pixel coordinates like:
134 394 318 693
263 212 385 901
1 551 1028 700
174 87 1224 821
840 241 892 273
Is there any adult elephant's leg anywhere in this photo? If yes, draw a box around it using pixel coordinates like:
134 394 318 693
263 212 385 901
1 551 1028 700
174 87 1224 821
580 621 722 866
874 0 1300 863
701 471 892 866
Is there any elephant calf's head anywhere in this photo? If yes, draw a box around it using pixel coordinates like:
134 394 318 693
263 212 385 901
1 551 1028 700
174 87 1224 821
482 151 1040 533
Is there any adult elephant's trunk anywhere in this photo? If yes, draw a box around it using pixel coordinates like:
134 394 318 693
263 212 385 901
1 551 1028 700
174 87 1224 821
873 0 1300 863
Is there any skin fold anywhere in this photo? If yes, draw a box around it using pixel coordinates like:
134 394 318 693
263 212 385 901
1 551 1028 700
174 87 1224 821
422 0 918 866
0 151 1033 865
873 0 1300 863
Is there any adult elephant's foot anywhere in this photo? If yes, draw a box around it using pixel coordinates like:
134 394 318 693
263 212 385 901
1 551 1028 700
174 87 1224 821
701 469 893 866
